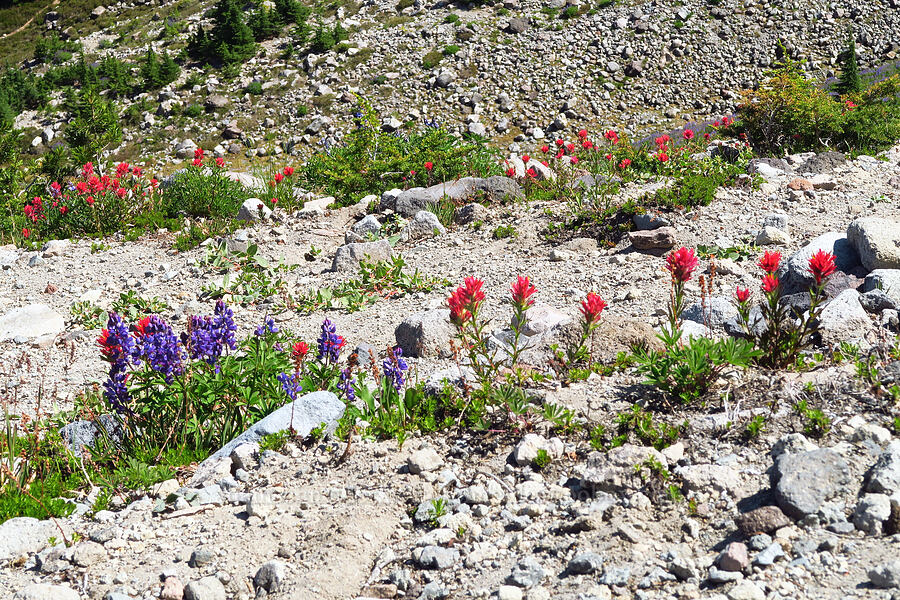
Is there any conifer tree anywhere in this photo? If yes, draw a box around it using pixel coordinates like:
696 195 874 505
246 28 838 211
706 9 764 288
836 33 862 95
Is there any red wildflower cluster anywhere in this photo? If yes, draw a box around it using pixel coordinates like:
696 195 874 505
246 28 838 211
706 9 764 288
448 276 486 325
682 129 695 140
192 147 205 167
757 250 781 274
808 250 836 286
580 292 608 329
510 275 537 310
735 287 751 303
665 247 699 283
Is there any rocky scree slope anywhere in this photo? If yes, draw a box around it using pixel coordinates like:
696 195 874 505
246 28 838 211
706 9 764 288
1 143 900 599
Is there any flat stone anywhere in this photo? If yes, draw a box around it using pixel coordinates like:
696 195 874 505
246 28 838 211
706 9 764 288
331 239 393 272
717 542 749 572
869 560 900 589
817 289 870 344
14 584 80 600
568 552 604 574
184 576 226 600
628 227 677 250
72 540 107 566
0 517 64 561
413 545 459 570
191 391 344 486
0 304 65 342
727 581 765 600
865 269 900 306
395 309 454 358
408 447 443 474
236 198 272 222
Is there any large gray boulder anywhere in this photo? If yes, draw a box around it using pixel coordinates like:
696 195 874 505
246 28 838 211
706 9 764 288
772 448 852 520
848 218 900 271
0 517 66 562
389 177 522 216
817 289 871 345
331 239 393 272
191 391 344 486
776 231 862 293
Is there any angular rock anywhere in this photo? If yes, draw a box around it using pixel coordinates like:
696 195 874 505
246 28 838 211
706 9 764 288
628 227 676 250
392 177 522 217
59 415 124 457
817 289 871 344
192 391 344 485
0 517 64 561
395 309 454 358
184 576 226 600
413 546 459 570
331 239 393 272
847 218 900 271
865 269 900 306
870 560 900 589
776 232 862 293
454 203 489 225
254 560 287 593
581 445 667 493
408 447 443 475
567 552 604 574
866 442 900 494
852 493 891 535
772 448 852 520
727 581 765 600
236 198 272 222
402 210 446 241
717 542 749 572
734 506 792 535
72 540 107 567
506 557 544 588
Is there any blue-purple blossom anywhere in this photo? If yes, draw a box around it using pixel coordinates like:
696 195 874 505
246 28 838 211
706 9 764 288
337 367 355 402
133 315 183 382
382 346 408 393
98 312 134 369
182 301 238 368
255 316 280 337
103 369 130 415
316 319 345 364
277 372 302 402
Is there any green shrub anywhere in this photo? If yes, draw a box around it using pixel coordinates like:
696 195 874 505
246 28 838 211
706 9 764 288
34 33 80 64
183 103 203 118
727 57 900 154
162 157 249 219
444 13 460 23
311 25 335 52
442 44 460 56
246 81 263 95
422 50 443 69
248 4 281 41
302 99 500 205
561 6 579 18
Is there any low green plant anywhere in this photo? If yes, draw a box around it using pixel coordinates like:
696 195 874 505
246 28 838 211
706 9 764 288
743 414 766 439
492 224 516 239
533 448 551 469
294 256 446 314
111 291 169 321
302 97 500 205
794 398 831 438
428 498 447 527
422 50 443 69
70 301 106 329
615 405 686 450
200 242 296 306
635 248 759 404
162 154 249 220
258 430 292 452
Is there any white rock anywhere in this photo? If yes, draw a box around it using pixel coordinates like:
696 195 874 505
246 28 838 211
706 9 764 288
0 304 65 342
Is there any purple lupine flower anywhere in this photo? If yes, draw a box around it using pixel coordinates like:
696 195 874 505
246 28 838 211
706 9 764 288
182 301 237 368
133 315 183 382
213 300 236 350
103 369 130 415
337 367 355 402
98 312 134 369
277 372 302 402
255 316 279 337
382 346 408 393
316 319 345 364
